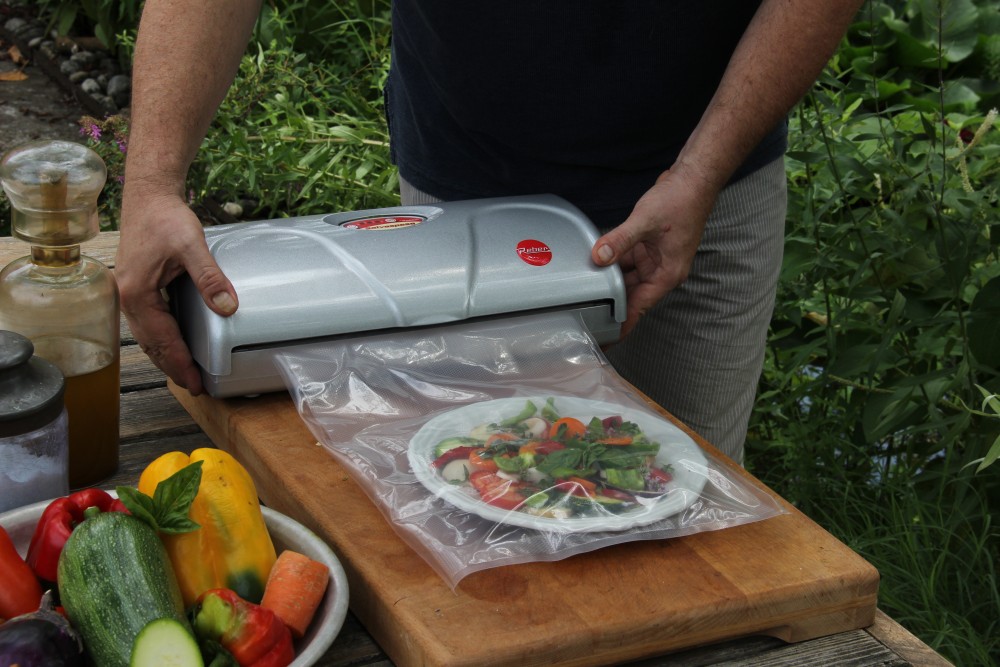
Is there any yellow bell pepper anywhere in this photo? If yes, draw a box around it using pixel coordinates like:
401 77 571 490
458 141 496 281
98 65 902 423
138 448 277 606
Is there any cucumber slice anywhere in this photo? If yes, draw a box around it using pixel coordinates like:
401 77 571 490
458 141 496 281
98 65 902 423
433 436 479 458
130 618 204 667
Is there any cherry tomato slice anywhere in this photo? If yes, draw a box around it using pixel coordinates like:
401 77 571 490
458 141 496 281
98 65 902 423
468 448 499 473
469 471 527 510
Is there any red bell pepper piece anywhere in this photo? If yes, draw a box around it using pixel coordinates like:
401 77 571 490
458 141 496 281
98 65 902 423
192 589 294 667
468 471 529 510
25 488 127 582
430 446 478 468
0 525 43 620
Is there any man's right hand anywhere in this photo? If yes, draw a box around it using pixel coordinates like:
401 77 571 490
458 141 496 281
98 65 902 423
115 192 238 395
116 0 263 394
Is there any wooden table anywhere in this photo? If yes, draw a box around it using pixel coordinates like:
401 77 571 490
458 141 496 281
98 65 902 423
0 232 952 666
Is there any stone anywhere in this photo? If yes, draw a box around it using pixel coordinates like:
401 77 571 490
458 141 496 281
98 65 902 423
107 74 131 108
100 58 121 75
106 74 130 98
80 78 102 95
59 59 81 76
18 26 44 42
222 201 244 218
70 50 99 68
3 18 27 33
91 93 118 114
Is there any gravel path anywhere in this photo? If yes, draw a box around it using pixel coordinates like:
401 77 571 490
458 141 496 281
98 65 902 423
0 2 129 155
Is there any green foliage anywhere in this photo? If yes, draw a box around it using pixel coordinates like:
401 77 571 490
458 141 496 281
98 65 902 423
78 114 128 230
256 0 390 64
35 0 140 64
747 1 1000 663
189 3 396 217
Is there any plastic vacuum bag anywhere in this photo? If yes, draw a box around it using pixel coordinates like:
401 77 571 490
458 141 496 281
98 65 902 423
275 311 786 589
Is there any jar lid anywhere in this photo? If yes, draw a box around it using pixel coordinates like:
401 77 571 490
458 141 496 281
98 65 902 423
0 330 66 438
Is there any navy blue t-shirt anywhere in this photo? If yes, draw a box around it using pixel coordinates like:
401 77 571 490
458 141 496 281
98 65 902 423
386 1 787 228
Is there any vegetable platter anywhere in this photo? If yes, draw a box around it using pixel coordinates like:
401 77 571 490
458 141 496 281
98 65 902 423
409 396 709 532
0 452 349 667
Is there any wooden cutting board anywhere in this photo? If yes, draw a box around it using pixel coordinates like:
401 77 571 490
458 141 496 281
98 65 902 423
171 384 879 667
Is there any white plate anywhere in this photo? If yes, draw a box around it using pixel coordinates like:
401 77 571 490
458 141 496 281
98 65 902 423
408 396 708 532
0 496 349 667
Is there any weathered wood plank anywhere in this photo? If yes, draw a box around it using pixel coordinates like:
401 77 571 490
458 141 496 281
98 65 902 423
324 614 393 667
869 610 954 667
120 385 202 440
106 430 217 490
735 630 905 666
0 231 118 267
120 342 166 391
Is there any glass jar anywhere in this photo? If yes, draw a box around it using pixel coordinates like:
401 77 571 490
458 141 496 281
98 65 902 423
0 330 69 512
0 140 120 488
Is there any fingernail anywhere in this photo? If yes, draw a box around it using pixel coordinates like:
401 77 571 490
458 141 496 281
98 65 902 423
212 291 236 314
597 244 614 263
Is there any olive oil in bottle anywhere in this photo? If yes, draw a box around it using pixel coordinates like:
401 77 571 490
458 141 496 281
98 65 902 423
0 140 120 487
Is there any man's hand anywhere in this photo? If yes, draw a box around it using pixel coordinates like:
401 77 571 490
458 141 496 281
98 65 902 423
117 0 261 393
115 193 238 395
593 0 865 337
592 166 718 337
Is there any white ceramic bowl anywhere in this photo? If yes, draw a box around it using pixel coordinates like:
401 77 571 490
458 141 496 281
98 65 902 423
0 497 349 667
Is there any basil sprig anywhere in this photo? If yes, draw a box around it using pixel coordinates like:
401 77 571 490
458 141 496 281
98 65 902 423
116 460 204 534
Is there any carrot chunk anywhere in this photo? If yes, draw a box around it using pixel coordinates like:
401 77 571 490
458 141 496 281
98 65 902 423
260 550 331 638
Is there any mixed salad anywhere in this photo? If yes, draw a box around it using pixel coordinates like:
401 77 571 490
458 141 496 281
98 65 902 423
429 398 674 519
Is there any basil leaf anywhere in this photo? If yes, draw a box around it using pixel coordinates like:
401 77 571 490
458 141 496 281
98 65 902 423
586 416 604 439
598 450 649 469
495 455 527 474
536 448 584 475
115 486 158 527
152 461 204 534
114 461 204 535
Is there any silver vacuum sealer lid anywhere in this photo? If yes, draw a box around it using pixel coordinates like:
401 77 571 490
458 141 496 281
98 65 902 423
172 194 626 396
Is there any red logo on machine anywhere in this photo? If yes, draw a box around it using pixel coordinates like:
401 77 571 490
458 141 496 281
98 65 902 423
341 215 425 230
516 239 552 266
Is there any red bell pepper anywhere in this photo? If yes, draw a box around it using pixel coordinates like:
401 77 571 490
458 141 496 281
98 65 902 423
430 446 478 468
25 488 128 582
0 525 43 620
191 589 294 667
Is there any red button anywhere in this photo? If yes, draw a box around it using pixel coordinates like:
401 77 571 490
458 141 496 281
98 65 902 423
516 239 552 266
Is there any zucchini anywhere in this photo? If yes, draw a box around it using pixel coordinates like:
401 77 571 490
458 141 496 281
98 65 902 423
57 512 192 667
433 436 480 457
130 618 203 666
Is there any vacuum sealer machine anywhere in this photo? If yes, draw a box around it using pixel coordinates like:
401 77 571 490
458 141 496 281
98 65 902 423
172 195 626 397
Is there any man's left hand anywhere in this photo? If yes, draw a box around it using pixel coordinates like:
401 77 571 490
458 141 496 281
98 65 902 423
591 165 719 337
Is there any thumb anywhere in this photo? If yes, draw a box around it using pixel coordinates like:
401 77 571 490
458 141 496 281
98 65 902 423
187 249 238 316
591 222 639 267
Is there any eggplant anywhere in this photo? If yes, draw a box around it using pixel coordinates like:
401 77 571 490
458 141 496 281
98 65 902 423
0 590 84 667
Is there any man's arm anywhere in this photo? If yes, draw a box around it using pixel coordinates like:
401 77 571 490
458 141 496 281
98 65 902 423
116 0 262 393
593 0 865 336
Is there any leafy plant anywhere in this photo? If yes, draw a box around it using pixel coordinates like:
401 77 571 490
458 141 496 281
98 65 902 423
35 0 140 63
189 5 395 218
77 114 128 230
967 385 1000 471
747 1 1000 664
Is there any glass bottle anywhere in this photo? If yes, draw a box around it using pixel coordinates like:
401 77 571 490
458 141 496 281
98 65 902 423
0 140 120 488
